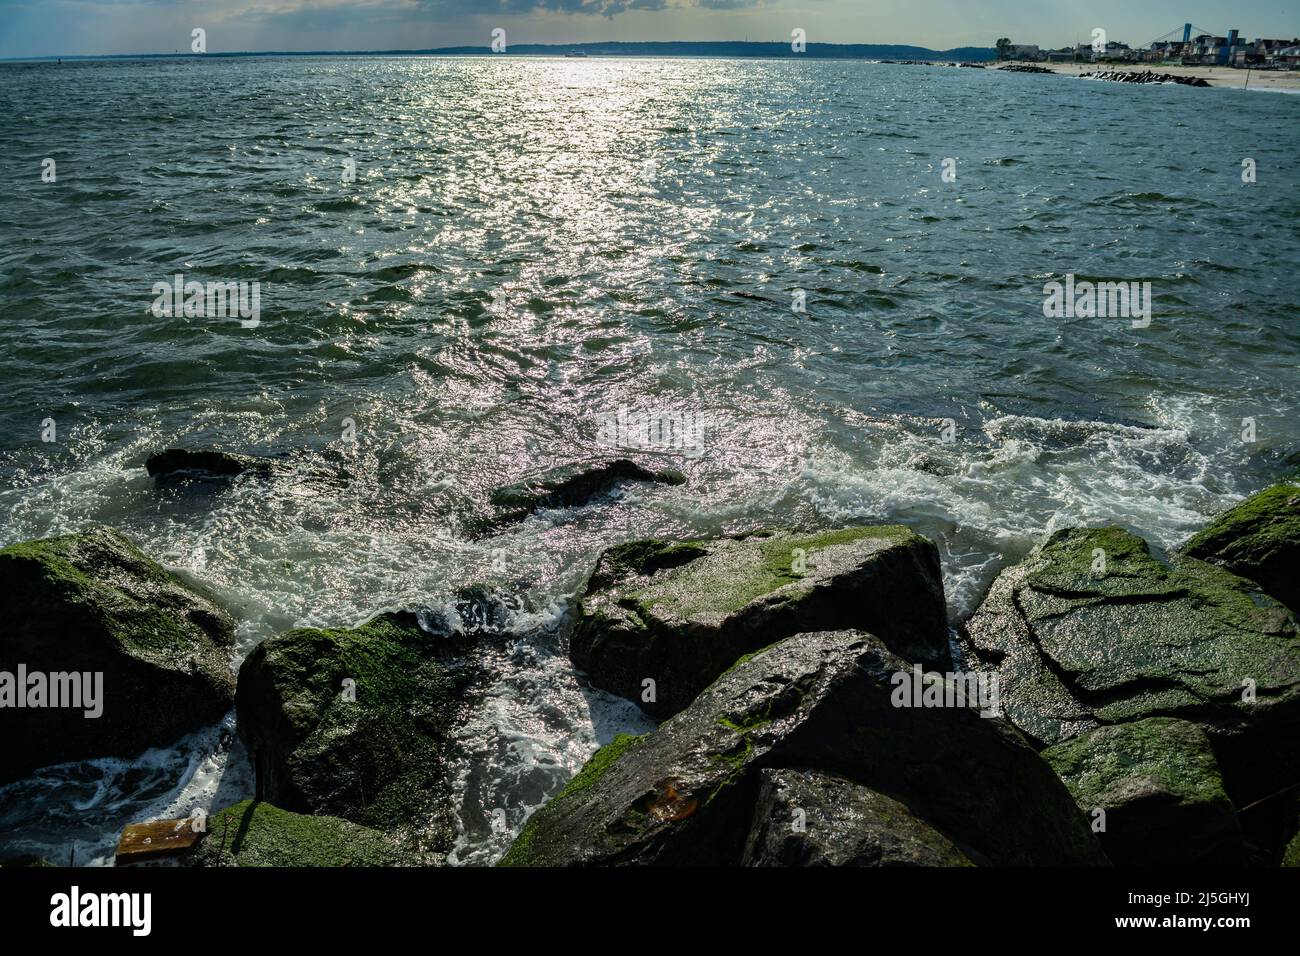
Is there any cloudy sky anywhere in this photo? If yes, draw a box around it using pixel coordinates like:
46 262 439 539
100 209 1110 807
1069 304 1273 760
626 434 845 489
1 0 1296 59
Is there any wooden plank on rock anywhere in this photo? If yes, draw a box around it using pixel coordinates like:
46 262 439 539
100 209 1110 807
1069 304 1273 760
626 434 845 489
115 819 203 863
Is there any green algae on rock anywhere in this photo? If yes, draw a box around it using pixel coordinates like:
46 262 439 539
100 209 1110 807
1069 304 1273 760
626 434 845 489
1284 827 1300 867
742 768 974 866
503 630 1105 866
571 526 950 718
0 526 236 784
190 800 424 867
1182 481 1300 614
1043 717 1242 866
235 611 482 854
963 527 1300 754
499 732 645 867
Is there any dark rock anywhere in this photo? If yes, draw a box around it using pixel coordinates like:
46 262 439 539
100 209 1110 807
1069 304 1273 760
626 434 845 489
742 768 973 866
1182 481 1300 614
571 526 950 719
190 800 424 867
1081 70 1210 87
0 526 236 784
502 630 1105 866
486 458 686 527
234 611 482 853
962 526 1300 803
1043 718 1243 866
145 448 276 484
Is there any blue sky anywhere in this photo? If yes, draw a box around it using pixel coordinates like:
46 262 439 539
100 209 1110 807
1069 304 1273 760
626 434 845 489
1 0 1296 59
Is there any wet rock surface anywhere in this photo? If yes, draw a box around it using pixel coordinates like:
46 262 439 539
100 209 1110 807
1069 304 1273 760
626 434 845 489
571 526 950 718
145 448 278 483
1043 717 1243 866
235 610 484 854
963 522 1300 862
504 629 1105 866
742 768 974 866
1182 481 1300 614
961 527 1300 763
190 800 425 867
0 526 236 784
484 458 686 529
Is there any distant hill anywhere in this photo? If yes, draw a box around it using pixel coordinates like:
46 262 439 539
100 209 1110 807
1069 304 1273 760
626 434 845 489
425 42 998 61
4 41 998 63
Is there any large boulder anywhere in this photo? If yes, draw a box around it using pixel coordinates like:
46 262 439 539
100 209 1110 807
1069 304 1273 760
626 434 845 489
0 527 236 784
571 526 950 718
190 800 423 867
1182 481 1300 614
1042 718 1243 866
484 458 686 529
742 768 974 866
962 526 1300 803
235 611 482 853
502 630 1105 866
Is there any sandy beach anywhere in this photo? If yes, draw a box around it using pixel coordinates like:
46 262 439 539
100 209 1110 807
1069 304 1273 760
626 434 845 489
995 61 1300 91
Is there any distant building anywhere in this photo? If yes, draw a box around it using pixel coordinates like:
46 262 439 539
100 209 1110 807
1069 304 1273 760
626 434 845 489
1145 41 1183 62
1006 44 1041 60
1091 41 1135 62
1016 31 1297 71
1248 38 1300 67
1186 31 1249 65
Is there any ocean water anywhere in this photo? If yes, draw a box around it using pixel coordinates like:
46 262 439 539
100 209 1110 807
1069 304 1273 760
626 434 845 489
1 56 1297 866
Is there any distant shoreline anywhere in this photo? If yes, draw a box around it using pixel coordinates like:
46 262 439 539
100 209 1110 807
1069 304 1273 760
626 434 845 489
992 61 1300 90
0 40 996 63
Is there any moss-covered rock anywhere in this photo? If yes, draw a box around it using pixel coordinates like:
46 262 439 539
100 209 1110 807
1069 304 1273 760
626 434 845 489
1182 481 1300 614
571 526 950 718
190 800 423 867
742 768 974 866
1284 828 1300 867
1043 718 1242 866
0 526 236 784
503 629 1105 866
964 527 1300 786
499 732 644 867
963 525 1300 838
235 612 482 853
484 458 685 529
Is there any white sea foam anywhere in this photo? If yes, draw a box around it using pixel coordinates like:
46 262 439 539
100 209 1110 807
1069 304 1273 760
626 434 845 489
0 392 1267 865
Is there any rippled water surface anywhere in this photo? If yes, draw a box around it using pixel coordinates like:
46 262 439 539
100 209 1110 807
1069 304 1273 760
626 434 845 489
1 56 1298 865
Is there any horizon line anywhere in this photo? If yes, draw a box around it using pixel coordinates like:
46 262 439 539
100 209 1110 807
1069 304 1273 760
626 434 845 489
0 39 1000 64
